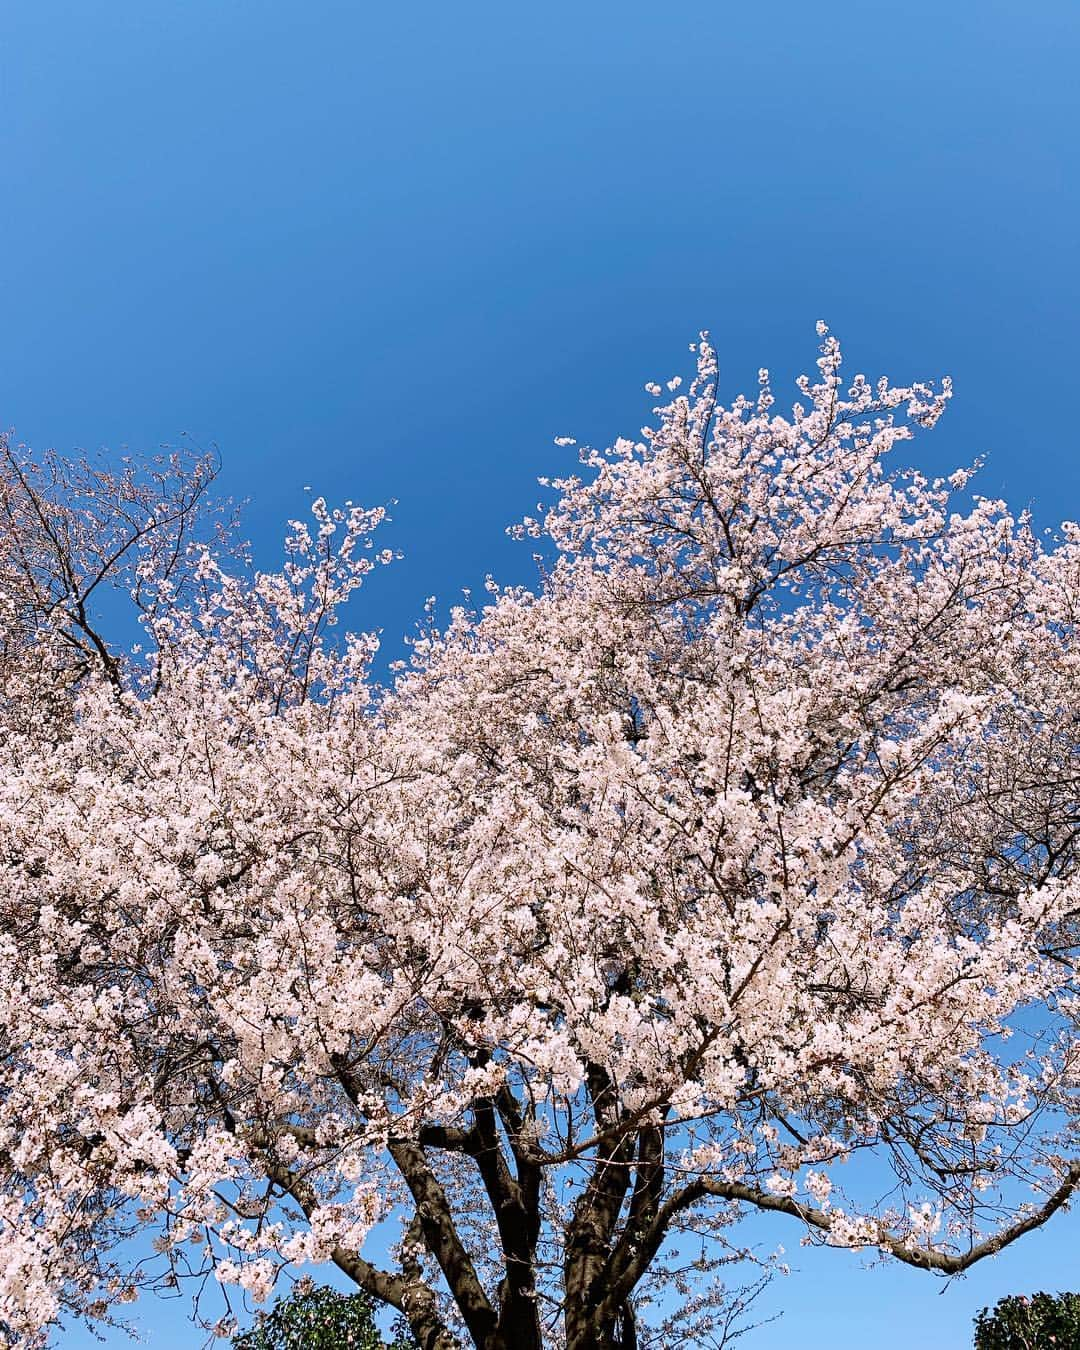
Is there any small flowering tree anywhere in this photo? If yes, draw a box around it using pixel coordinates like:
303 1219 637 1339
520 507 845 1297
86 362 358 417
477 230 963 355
3 328 1080 1350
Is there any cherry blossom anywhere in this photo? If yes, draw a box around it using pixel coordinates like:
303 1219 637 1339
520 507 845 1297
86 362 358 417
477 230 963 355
2 329 1080 1349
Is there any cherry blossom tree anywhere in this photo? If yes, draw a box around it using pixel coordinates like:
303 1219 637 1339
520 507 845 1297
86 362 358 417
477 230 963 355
3 327 1080 1350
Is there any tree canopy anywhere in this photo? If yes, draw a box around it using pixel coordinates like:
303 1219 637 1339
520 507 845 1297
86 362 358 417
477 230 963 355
2 328 1080 1349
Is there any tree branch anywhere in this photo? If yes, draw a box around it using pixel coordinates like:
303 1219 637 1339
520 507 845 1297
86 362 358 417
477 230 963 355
603 1161 1080 1315
388 1136 498 1347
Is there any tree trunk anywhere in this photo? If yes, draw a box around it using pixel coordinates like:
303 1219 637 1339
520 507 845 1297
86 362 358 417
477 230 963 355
564 1307 637 1350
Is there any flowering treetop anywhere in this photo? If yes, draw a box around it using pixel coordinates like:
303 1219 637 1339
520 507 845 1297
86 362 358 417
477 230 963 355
1 328 1079 1350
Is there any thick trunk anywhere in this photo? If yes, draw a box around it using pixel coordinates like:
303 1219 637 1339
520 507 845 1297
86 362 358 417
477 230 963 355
491 1285 542 1350
406 1318 460 1350
565 1063 639 1350
564 1304 637 1350
565 1219 638 1350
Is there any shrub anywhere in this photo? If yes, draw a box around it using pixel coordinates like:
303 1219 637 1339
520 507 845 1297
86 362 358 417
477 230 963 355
232 1282 415 1350
974 1292 1080 1349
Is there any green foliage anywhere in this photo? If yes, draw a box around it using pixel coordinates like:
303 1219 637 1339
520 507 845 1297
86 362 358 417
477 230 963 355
974 1292 1080 1349
232 1282 415 1350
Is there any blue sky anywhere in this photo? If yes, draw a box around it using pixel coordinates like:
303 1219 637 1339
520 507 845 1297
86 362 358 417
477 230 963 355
2 0 1079 1345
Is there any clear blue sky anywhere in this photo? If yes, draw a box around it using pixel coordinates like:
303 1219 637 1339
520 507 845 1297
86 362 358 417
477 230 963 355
2 1 1079 1346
